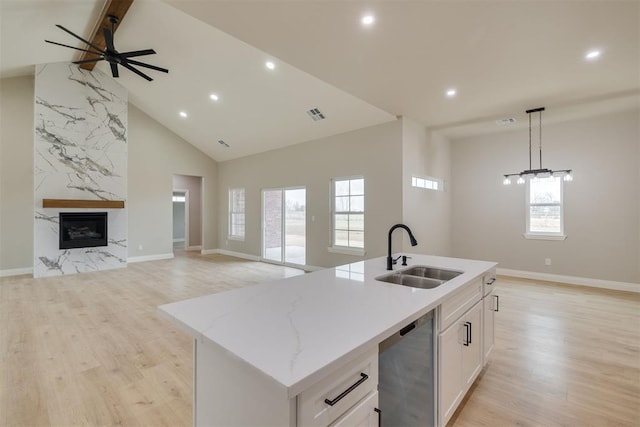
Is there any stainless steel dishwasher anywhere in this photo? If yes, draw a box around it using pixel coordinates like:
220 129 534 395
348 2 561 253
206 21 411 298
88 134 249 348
378 310 435 427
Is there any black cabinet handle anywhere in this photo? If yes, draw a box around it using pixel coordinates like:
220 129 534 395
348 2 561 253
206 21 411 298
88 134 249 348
374 407 382 426
494 294 499 312
463 322 471 346
324 373 369 406
468 321 472 344
486 277 496 285
399 322 416 336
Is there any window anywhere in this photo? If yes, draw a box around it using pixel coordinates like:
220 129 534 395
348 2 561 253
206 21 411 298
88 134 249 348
525 176 566 240
331 177 365 254
412 175 443 191
228 188 245 240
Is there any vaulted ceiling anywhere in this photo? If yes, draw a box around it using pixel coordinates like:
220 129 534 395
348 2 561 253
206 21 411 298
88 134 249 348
1 0 638 161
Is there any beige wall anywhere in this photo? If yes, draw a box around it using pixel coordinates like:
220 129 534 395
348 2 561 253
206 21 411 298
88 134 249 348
217 120 404 268
401 117 452 255
451 108 640 284
128 105 217 258
173 174 203 247
0 76 34 271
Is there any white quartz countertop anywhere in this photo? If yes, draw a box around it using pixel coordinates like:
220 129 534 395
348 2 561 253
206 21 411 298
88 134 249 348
158 254 497 398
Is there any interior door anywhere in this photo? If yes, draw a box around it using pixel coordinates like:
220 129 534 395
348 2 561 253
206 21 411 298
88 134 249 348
262 188 306 266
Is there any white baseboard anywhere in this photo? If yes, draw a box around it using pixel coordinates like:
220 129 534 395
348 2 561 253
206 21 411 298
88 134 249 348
497 268 640 293
127 253 174 264
186 245 202 251
0 266 33 278
201 249 261 262
172 238 185 243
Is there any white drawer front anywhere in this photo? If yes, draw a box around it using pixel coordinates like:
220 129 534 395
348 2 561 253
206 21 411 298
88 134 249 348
330 391 379 427
298 349 378 427
439 278 482 331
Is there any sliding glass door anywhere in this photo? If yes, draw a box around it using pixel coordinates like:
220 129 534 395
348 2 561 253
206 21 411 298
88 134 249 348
262 187 306 266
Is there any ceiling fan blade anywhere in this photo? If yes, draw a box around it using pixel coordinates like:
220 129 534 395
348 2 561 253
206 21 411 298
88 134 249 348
125 59 168 73
110 63 119 78
55 24 104 53
121 63 152 81
103 28 116 52
120 49 156 58
45 39 103 56
72 58 105 65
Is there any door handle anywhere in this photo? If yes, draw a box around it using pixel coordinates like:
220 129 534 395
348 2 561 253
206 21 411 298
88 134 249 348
324 373 369 406
463 322 471 346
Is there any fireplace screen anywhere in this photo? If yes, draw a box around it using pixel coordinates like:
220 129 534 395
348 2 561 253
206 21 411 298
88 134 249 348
59 212 108 249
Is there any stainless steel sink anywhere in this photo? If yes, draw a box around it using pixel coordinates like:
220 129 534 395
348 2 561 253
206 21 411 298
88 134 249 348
401 266 463 281
376 273 444 289
375 265 463 289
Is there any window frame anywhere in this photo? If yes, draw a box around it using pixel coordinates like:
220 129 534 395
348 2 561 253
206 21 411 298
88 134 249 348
228 187 245 241
329 176 366 256
524 176 567 240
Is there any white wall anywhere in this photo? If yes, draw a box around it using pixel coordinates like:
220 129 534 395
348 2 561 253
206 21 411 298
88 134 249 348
128 104 217 259
217 120 404 268
451 108 640 285
0 76 34 272
401 117 452 256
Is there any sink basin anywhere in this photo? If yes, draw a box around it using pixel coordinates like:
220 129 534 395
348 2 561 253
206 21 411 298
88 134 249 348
376 273 444 289
375 265 463 289
401 266 463 281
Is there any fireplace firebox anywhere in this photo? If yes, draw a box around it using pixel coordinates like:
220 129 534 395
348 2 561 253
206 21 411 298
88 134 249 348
59 212 108 249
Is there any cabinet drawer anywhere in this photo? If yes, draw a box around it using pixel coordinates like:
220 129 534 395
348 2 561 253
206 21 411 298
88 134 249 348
298 349 378 427
329 391 379 427
439 278 482 331
483 269 497 297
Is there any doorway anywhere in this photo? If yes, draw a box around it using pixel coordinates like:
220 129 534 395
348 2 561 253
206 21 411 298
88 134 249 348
172 190 188 251
262 187 306 266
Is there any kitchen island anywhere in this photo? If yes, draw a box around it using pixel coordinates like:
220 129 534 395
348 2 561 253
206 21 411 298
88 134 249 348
158 254 497 426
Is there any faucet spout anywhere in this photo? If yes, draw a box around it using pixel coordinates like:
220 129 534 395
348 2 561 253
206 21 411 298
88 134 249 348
387 224 418 270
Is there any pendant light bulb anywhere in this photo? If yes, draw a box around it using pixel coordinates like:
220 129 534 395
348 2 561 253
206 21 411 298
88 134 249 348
516 176 526 185
503 177 511 185
563 172 573 182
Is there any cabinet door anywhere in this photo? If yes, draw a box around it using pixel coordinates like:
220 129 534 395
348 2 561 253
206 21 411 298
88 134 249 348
483 291 496 365
438 321 464 425
330 392 379 427
461 301 483 390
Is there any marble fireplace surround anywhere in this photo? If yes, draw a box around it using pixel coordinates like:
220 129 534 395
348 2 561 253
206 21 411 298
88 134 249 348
34 63 128 278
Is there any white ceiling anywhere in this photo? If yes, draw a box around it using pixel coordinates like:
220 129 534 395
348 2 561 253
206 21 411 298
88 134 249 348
1 0 639 160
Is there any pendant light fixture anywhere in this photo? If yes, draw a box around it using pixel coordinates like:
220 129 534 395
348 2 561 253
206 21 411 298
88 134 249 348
502 107 572 185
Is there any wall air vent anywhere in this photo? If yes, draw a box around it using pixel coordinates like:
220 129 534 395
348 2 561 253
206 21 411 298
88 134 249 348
496 118 517 126
218 139 230 148
306 107 326 121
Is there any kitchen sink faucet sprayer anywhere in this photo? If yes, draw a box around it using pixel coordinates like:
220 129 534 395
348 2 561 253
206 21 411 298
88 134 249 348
387 224 418 270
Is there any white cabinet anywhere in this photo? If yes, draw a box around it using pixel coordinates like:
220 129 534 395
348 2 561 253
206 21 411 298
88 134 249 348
483 290 497 364
438 300 483 426
330 392 379 427
298 349 378 427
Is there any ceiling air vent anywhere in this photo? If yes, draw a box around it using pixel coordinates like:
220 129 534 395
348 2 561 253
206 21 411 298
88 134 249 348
496 117 516 126
218 139 230 148
306 107 326 121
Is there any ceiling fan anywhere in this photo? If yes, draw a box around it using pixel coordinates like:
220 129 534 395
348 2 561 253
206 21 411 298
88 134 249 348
45 15 168 81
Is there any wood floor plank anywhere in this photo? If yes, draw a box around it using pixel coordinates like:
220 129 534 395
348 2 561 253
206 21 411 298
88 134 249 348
1 254 638 426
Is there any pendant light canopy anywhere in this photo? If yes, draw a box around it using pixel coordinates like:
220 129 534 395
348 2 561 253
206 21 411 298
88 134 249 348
503 107 572 185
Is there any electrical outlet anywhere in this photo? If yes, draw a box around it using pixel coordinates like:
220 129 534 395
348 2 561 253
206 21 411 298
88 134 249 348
545 258 551 266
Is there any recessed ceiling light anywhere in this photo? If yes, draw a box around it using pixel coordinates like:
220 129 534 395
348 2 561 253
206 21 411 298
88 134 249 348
265 61 275 70
179 111 187 118
361 15 375 26
585 49 601 60
210 93 219 101
446 89 457 97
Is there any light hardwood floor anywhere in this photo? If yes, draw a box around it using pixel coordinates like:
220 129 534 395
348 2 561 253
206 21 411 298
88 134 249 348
1 253 638 426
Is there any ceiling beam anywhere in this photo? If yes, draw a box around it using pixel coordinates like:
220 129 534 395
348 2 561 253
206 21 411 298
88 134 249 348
79 0 135 71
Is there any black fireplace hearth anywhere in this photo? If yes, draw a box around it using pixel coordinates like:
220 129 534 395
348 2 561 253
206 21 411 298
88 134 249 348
59 212 108 249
